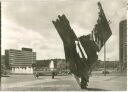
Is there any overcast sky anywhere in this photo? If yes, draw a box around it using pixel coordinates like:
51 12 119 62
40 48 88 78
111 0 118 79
1 0 127 61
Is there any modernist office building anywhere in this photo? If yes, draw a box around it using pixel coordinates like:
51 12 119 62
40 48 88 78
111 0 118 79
5 48 36 73
119 19 127 71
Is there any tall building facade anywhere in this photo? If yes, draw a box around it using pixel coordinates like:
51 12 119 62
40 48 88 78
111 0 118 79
119 19 127 71
5 48 36 68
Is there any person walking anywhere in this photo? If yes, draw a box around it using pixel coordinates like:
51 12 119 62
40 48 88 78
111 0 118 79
52 71 55 79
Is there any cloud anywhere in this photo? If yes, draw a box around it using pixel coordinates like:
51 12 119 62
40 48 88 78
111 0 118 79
2 18 64 59
2 0 126 60
71 23 91 37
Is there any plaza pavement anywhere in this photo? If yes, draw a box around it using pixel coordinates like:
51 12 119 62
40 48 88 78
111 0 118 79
1 74 127 91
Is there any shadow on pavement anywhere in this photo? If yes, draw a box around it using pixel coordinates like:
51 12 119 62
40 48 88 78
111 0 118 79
52 78 61 79
1 75 10 77
86 88 110 91
35 77 60 80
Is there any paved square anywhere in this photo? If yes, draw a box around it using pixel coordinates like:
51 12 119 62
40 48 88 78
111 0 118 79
1 74 127 91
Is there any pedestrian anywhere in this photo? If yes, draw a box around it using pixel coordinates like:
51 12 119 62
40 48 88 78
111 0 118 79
36 73 39 79
34 71 39 79
52 71 55 79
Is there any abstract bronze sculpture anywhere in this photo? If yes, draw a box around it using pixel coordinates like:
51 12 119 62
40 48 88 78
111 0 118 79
52 2 112 89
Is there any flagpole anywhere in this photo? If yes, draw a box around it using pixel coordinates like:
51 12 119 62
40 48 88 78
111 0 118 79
104 41 106 76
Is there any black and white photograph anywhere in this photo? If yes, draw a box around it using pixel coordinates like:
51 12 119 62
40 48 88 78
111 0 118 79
0 0 127 91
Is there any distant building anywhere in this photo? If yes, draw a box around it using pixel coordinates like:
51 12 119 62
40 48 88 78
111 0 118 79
119 19 127 71
5 48 36 74
22 47 33 52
